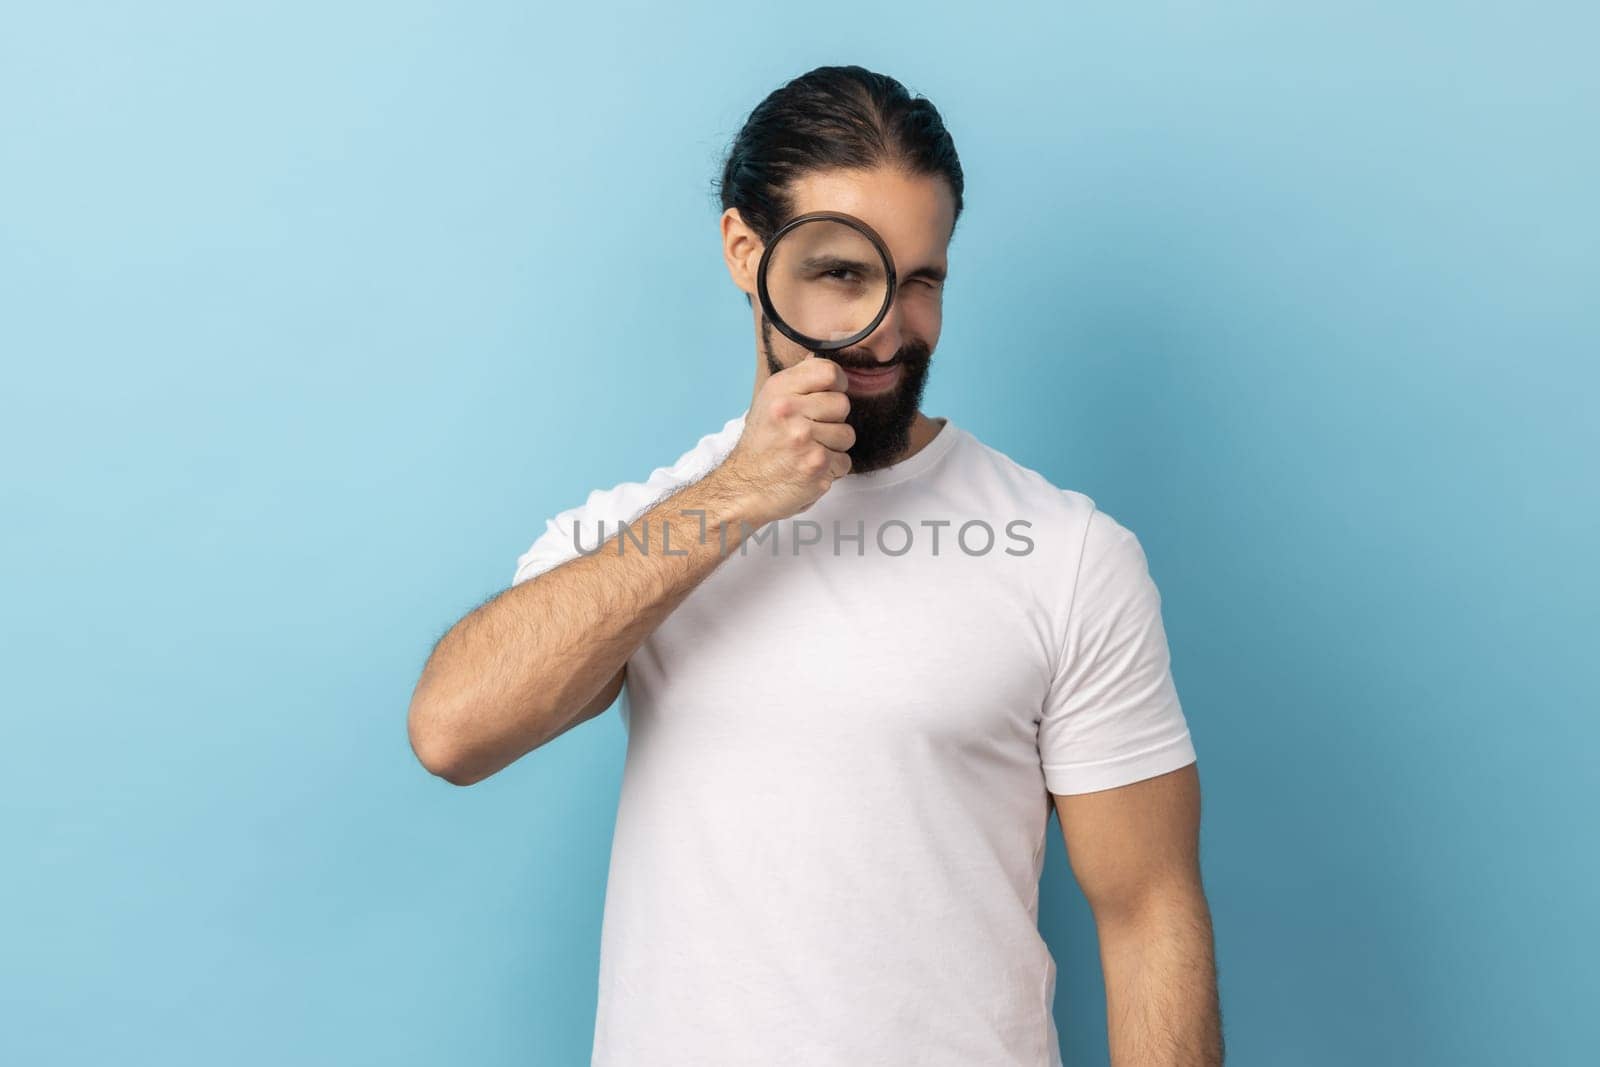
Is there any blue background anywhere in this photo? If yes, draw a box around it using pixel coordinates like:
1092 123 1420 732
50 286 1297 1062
3 2 1595 1064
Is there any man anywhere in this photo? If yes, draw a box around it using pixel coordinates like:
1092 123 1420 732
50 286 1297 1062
408 65 1224 1066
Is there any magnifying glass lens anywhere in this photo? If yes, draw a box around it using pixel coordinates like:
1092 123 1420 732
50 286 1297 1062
765 218 891 347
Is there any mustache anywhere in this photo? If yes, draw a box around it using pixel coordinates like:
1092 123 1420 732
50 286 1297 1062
825 341 931 372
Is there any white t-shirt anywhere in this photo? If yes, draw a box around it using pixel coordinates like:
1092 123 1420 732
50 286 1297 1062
512 411 1197 1066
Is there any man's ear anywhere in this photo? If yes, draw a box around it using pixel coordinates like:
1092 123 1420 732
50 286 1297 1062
721 207 762 298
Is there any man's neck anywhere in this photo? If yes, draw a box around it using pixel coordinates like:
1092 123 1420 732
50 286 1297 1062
905 411 943 460
863 410 942 472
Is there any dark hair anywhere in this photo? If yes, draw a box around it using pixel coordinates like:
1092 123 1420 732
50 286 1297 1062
714 65 965 248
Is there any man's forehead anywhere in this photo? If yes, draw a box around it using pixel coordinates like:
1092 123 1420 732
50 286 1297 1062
786 167 954 266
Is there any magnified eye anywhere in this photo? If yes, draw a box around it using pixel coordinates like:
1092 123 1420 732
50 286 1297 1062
761 215 896 345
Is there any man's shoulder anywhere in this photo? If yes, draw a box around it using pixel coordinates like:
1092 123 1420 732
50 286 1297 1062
951 422 1099 526
953 425 1165 641
562 411 745 522
512 411 745 585
958 426 1155 570
630 410 748 499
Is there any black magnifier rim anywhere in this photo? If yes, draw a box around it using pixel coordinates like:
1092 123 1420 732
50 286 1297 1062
755 210 898 354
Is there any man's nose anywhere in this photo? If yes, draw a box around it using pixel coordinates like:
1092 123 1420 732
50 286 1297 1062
857 296 905 362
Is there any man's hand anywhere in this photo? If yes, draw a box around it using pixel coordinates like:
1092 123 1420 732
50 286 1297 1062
714 354 856 526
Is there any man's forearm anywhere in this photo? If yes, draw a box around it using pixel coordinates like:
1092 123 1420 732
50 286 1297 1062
409 467 764 784
1097 888 1224 1066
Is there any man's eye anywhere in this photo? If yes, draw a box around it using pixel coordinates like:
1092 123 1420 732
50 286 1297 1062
823 269 859 282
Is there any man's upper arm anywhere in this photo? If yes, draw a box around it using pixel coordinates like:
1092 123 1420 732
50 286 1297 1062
1053 763 1202 919
1037 504 1203 911
507 486 636 734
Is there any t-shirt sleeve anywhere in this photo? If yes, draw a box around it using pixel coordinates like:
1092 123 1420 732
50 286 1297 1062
1037 506 1197 795
511 501 594 587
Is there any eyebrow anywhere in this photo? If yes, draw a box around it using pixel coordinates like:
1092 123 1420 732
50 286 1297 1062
798 254 879 275
794 254 947 284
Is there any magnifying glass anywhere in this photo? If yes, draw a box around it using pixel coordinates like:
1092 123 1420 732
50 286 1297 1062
756 211 897 355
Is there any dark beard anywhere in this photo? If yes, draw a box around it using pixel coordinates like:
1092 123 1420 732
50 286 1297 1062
760 316 932 474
